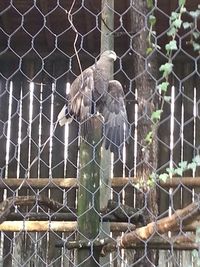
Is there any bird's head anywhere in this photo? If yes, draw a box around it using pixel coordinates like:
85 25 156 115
101 50 117 61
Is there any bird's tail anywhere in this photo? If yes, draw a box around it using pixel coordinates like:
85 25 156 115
57 105 73 126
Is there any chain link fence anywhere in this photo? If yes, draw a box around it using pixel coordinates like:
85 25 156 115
0 0 200 266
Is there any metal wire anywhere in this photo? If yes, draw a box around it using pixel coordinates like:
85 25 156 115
0 0 199 266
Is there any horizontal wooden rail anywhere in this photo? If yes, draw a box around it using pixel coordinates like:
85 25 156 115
65 235 199 252
0 177 200 189
0 221 134 232
7 212 134 223
0 220 198 233
0 221 197 251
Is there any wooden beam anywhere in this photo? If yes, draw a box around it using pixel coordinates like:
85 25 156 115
62 235 199 252
0 221 135 233
2 177 200 189
0 221 76 232
0 219 199 234
6 212 200 232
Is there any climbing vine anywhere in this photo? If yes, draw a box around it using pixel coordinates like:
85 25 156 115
145 0 200 184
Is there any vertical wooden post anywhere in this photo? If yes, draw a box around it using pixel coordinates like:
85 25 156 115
100 1 114 266
100 0 114 209
77 117 102 266
77 1 114 265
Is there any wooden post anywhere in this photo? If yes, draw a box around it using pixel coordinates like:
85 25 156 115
100 0 114 266
77 117 102 266
100 0 114 207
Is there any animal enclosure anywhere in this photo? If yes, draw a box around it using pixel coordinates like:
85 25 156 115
0 0 200 266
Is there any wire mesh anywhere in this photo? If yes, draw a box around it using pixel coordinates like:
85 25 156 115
0 0 200 266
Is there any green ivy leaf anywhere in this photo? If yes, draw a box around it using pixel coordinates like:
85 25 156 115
174 168 183 176
146 47 153 55
193 155 200 165
193 42 200 51
145 131 153 144
180 7 187 13
173 18 182 29
164 96 171 102
157 82 169 92
149 15 156 26
190 10 200 18
167 27 177 36
149 172 158 180
187 162 197 172
166 167 175 176
147 0 153 9
151 110 162 122
165 40 178 52
171 12 179 21
159 173 169 182
147 179 155 187
172 161 188 176
182 22 193 29
178 161 188 170
193 31 200 40
178 0 186 6
159 63 174 78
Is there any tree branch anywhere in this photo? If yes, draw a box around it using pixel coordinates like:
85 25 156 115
101 201 200 255
0 196 74 223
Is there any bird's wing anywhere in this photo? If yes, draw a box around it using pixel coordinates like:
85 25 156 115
57 68 94 126
69 68 94 122
102 80 129 155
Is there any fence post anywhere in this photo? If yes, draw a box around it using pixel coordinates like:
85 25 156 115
100 0 114 265
77 117 102 266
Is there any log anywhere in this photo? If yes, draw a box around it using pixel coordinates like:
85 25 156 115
0 195 74 223
100 235 198 255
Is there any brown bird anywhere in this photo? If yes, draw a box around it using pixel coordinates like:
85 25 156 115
57 50 129 155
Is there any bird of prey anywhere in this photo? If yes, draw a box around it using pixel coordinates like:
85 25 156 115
57 50 129 155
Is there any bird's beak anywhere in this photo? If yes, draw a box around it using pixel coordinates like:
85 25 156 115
110 52 117 61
